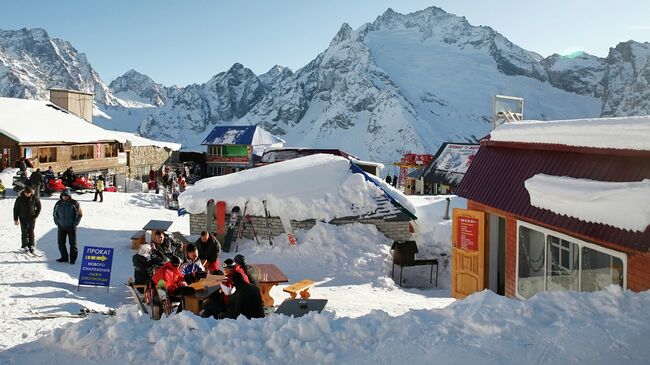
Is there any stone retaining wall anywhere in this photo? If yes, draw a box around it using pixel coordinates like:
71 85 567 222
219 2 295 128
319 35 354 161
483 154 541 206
189 213 412 242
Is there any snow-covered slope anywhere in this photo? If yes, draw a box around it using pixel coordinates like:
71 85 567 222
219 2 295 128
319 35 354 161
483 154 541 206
134 7 605 159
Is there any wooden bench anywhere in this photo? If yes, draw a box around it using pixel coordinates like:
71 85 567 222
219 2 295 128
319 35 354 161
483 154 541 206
131 230 146 250
126 277 149 314
391 240 439 287
283 279 316 299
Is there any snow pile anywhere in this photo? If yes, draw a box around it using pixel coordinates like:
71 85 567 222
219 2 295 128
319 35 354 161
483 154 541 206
0 97 127 144
111 131 182 150
0 167 19 188
525 174 650 232
179 154 415 221
6 287 649 365
490 116 650 150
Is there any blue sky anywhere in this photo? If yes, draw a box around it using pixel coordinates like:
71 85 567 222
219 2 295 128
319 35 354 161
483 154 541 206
1 0 648 86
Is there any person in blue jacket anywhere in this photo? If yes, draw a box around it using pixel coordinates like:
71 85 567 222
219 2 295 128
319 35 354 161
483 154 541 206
53 188 83 264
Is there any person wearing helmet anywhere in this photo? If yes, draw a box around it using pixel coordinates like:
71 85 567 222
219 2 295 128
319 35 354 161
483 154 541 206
13 186 41 253
53 188 82 264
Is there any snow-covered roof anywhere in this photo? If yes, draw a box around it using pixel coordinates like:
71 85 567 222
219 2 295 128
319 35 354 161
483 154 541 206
0 97 126 144
111 131 181 151
178 154 415 221
525 174 650 232
490 116 650 150
201 125 285 146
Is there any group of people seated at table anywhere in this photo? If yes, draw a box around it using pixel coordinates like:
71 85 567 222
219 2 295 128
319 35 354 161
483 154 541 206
132 230 264 319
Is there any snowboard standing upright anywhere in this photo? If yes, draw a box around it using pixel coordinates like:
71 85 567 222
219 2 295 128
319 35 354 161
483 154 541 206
206 199 215 235
215 201 227 241
222 205 241 253
262 200 274 246
278 212 297 245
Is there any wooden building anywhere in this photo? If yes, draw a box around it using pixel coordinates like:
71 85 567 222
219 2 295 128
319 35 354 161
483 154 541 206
0 96 126 175
451 116 650 299
202 125 284 177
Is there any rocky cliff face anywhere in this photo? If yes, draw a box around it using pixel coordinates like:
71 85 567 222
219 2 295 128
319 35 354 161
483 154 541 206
108 69 171 107
1 7 649 161
0 28 120 106
600 41 650 117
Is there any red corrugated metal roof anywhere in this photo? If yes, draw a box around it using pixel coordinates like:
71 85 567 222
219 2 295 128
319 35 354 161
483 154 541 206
456 141 650 252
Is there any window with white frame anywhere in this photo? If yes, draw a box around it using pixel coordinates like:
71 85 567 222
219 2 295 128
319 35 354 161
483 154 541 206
516 221 626 299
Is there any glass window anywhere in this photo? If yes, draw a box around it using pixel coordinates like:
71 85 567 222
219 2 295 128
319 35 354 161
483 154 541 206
516 222 626 299
517 226 546 298
71 145 94 161
104 143 118 157
581 247 624 292
38 147 57 163
546 236 579 292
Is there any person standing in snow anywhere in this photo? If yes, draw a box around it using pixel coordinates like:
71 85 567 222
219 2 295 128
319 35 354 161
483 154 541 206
53 188 82 264
13 186 41 253
385 175 392 185
392 175 398 188
195 231 221 273
92 175 105 202
28 168 43 197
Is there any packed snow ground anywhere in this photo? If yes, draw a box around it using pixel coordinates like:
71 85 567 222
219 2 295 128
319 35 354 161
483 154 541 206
0 188 648 364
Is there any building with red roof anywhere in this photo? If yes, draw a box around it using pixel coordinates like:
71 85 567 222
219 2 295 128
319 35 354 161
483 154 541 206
452 116 650 299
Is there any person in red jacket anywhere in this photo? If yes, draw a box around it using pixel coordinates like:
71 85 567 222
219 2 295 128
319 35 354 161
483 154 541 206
151 255 187 295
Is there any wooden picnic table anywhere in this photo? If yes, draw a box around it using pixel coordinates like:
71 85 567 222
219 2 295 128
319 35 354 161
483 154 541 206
183 273 226 315
253 264 289 308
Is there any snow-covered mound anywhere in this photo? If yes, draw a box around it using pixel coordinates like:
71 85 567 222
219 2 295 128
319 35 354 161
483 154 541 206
178 154 415 221
7 287 650 365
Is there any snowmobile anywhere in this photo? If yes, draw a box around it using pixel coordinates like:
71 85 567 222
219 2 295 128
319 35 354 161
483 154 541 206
12 170 28 192
42 177 66 196
65 175 95 193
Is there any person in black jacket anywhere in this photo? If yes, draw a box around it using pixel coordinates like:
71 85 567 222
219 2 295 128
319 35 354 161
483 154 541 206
13 186 41 253
28 168 43 197
53 188 82 264
195 231 221 273
218 271 264 320
234 254 259 288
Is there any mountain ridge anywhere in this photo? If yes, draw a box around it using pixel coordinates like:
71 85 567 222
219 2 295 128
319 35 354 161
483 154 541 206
0 6 648 163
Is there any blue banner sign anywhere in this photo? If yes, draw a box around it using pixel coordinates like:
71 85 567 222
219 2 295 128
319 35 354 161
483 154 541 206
78 246 114 290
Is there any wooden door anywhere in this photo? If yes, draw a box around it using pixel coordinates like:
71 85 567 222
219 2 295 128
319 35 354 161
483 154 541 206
452 208 485 299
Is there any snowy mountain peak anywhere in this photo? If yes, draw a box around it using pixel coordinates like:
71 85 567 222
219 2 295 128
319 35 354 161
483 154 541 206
330 23 354 46
109 69 167 106
0 27 121 106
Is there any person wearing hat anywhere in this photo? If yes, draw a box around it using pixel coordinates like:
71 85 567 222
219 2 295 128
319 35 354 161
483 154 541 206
180 243 206 283
234 254 260 288
13 186 41 253
53 188 83 264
